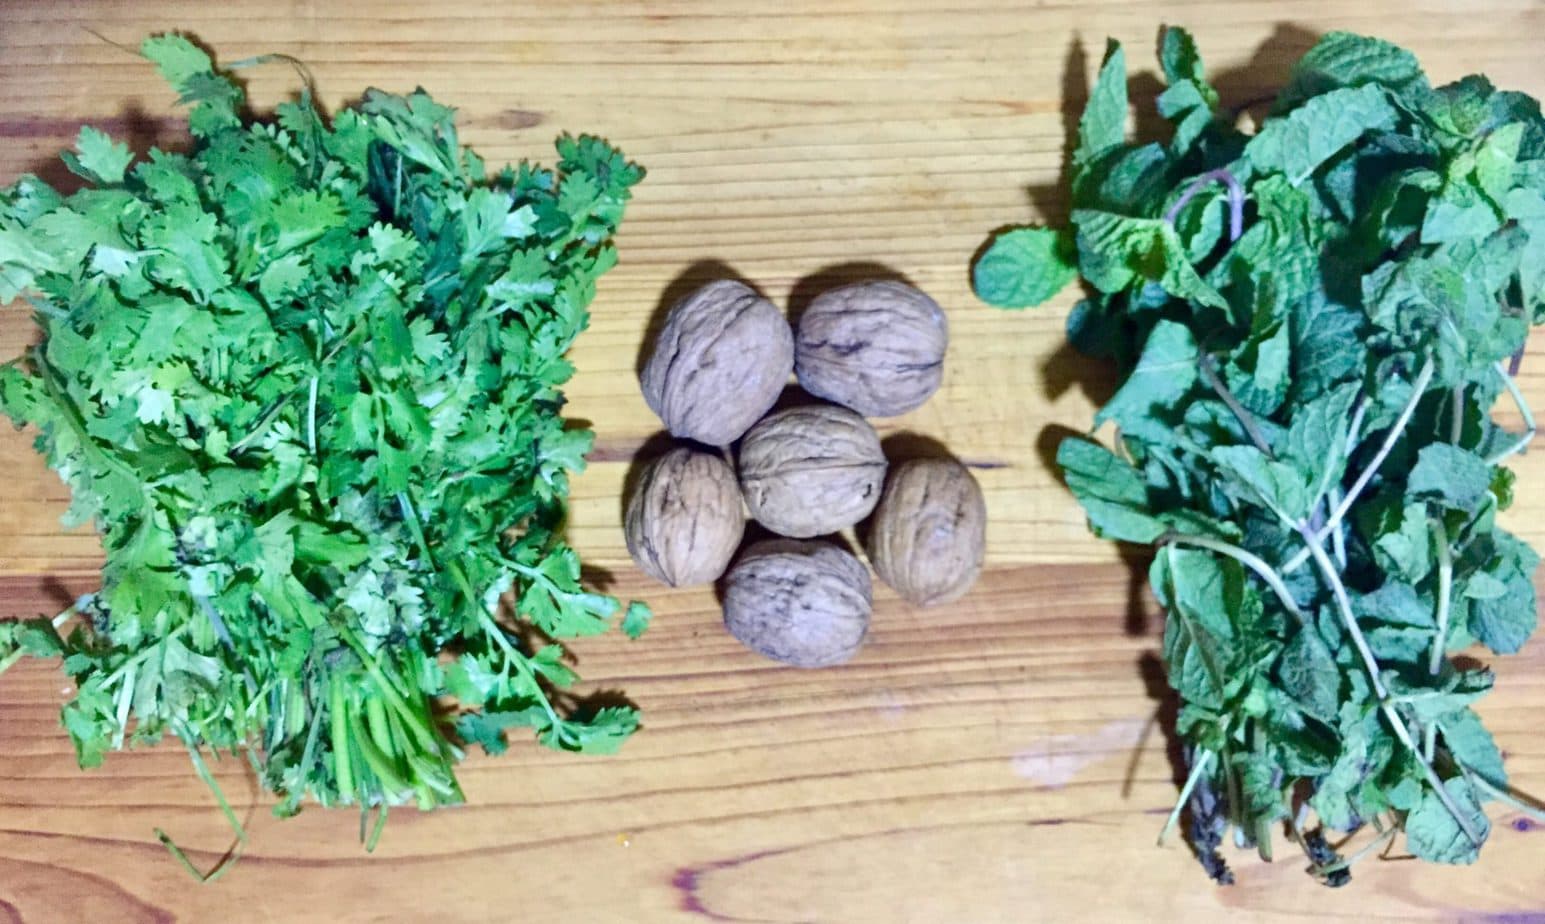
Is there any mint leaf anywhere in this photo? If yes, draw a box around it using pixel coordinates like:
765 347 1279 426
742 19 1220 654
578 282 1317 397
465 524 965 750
1073 211 1226 308
1093 320 1198 442
1058 437 1166 543
1210 445 1312 523
1408 443 1492 510
1246 84 1399 185
1406 778 1490 864
1277 32 1427 111
972 227 1075 308
1074 40 1128 174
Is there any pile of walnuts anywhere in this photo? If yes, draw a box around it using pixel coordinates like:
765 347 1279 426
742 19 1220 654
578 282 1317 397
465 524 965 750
628 277 986 668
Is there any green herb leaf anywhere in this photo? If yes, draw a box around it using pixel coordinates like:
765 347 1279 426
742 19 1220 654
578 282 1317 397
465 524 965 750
0 35 647 845
1058 437 1166 543
1406 778 1490 864
972 227 1076 308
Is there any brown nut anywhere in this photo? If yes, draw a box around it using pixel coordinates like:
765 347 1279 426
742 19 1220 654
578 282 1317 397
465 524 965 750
721 539 872 668
737 404 886 538
867 458 986 606
794 280 947 417
641 280 794 446
625 447 745 587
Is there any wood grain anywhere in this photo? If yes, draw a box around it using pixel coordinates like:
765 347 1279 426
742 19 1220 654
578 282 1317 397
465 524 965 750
2 1 1545 920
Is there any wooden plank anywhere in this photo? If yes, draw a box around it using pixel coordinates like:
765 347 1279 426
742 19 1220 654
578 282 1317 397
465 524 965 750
2 1 1545 919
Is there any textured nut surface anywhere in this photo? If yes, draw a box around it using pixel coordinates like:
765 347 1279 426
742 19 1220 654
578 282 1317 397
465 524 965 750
737 405 887 538
794 280 947 417
867 458 986 606
641 280 794 446
625 448 745 587
721 539 872 668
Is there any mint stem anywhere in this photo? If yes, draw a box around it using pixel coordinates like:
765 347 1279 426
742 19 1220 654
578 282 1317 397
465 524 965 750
1164 168 1245 242
1428 519 1453 679
1164 533 1307 628
1282 357 1435 575
1485 363 1536 465
1296 523 1481 846
1198 354 1275 457
1159 749 1214 846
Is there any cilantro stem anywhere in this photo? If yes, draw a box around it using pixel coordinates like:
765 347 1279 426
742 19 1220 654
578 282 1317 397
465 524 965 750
306 376 319 456
396 492 435 569
1485 364 1536 465
446 560 565 732
1158 749 1214 846
330 675 356 804
1428 519 1453 679
364 803 389 853
1198 354 1274 457
178 728 248 843
1164 533 1308 627
155 828 243 884
1282 356 1436 575
1163 168 1245 242
1296 524 1481 845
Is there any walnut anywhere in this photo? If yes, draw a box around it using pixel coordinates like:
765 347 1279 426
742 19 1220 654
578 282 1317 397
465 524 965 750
737 404 886 538
640 280 794 446
866 458 986 606
721 539 872 668
624 447 745 587
794 280 947 417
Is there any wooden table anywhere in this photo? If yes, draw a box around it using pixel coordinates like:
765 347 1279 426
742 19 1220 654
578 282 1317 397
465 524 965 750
3 1 1544 920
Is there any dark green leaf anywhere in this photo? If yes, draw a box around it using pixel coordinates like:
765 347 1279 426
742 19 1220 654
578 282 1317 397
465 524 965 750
1405 778 1490 864
1246 84 1399 185
1057 437 1166 543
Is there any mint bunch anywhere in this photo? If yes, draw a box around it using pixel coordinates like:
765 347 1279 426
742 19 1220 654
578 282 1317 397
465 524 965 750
976 29 1545 882
0 35 646 868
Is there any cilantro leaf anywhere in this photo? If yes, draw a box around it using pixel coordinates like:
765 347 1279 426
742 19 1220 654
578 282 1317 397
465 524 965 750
0 35 648 851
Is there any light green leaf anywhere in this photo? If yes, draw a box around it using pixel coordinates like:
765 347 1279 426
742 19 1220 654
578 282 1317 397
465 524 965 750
1439 708 1507 789
65 126 134 185
621 601 652 640
1072 210 1227 308
972 227 1076 308
1074 40 1128 173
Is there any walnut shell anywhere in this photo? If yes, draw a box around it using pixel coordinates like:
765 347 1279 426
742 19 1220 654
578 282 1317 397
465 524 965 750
641 280 794 446
625 448 745 587
721 539 872 668
737 405 887 538
794 280 947 417
867 458 986 606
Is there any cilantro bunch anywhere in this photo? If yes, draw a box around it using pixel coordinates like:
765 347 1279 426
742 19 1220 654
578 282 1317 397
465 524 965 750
0 35 648 861
975 29 1545 883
